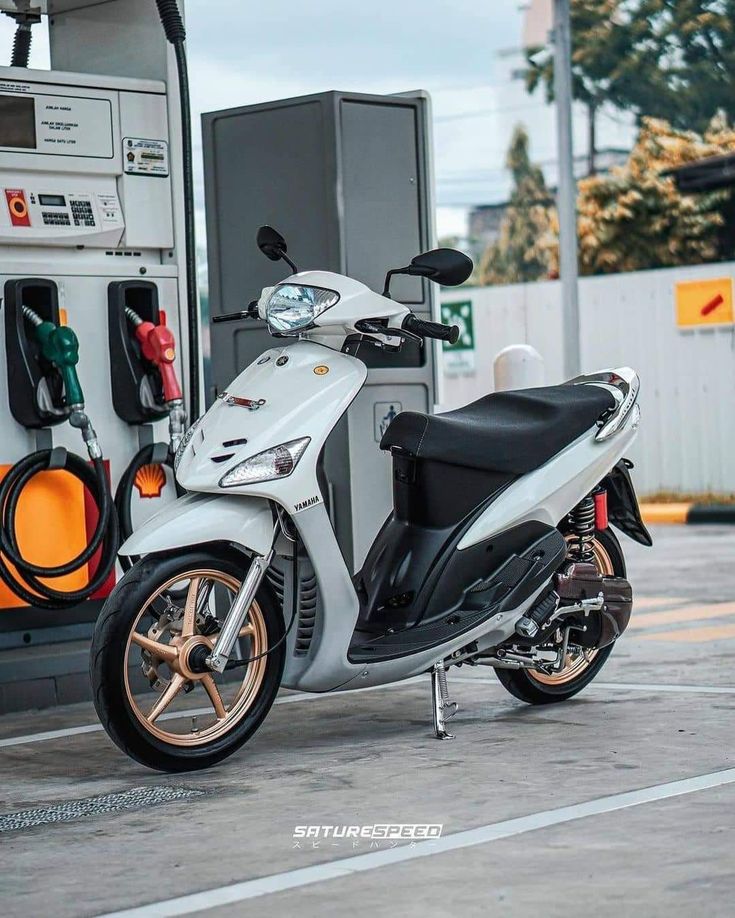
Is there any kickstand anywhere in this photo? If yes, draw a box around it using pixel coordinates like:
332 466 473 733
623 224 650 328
431 660 458 740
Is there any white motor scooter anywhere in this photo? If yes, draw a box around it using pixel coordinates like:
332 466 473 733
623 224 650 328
91 226 651 772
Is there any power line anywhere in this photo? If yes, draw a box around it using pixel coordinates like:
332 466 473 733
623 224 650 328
435 100 546 123
434 99 634 127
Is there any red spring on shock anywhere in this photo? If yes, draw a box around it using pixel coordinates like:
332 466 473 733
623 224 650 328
594 490 609 530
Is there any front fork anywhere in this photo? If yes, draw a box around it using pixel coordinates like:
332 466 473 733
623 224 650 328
206 549 274 673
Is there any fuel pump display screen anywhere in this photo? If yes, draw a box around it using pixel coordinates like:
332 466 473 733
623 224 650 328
38 194 66 207
0 95 36 149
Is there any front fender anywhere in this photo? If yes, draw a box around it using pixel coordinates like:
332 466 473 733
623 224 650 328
120 492 275 557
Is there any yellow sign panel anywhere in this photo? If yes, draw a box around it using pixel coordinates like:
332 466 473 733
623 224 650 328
675 277 734 328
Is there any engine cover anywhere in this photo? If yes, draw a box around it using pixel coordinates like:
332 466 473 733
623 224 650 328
556 561 633 649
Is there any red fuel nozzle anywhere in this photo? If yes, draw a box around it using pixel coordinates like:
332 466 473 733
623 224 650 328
125 308 183 403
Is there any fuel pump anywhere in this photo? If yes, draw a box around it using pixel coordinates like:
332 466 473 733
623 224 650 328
0 0 199 707
0 293 118 609
108 281 187 556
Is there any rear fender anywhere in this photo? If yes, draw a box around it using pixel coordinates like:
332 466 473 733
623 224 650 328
119 492 275 557
602 459 652 546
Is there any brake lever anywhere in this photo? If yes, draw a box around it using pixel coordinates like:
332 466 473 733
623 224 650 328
355 320 423 346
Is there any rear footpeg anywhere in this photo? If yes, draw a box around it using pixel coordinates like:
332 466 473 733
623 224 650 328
431 660 457 740
516 590 560 638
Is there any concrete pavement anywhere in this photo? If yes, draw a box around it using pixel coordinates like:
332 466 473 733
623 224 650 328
0 525 734 917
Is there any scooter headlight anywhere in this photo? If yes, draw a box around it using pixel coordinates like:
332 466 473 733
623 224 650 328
219 437 311 488
265 284 339 334
173 417 200 471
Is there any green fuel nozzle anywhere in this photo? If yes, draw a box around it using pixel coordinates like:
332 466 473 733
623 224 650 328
23 306 102 459
23 305 83 407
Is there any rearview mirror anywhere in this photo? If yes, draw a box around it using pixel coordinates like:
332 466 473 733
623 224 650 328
408 248 473 287
382 247 473 297
256 225 289 262
256 225 298 273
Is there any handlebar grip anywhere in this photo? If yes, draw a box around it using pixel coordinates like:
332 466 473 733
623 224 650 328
212 301 259 324
403 314 459 344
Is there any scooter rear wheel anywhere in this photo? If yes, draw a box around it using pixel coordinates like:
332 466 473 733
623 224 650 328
90 549 284 772
494 528 624 705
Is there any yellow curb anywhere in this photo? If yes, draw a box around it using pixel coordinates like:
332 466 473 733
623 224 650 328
640 502 692 524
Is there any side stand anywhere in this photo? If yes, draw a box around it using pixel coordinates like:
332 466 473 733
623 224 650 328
431 660 458 740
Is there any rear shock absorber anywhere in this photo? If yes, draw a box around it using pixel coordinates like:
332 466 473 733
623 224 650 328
568 494 596 562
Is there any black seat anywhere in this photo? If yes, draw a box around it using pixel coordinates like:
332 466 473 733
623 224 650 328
380 383 616 475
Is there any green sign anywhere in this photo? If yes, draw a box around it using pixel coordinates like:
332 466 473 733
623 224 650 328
440 300 474 351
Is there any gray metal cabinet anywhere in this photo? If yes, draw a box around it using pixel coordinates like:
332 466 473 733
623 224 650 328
202 90 436 569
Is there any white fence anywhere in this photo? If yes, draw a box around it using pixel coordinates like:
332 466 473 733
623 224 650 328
439 261 735 496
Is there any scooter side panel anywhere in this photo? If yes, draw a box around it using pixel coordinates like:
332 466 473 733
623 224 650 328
119 491 274 557
282 503 548 692
176 340 367 516
458 416 639 551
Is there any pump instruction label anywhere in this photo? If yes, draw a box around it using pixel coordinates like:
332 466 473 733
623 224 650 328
0 89 113 158
123 137 169 177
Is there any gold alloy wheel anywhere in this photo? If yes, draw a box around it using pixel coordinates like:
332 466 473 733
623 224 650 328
529 538 615 687
123 569 268 746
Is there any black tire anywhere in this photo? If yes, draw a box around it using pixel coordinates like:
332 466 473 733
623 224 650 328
495 528 625 705
90 549 284 772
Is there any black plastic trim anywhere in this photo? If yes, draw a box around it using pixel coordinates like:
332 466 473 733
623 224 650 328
3 278 67 429
107 280 168 425
602 459 653 546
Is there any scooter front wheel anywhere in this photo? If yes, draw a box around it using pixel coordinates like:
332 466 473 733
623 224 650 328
90 549 284 772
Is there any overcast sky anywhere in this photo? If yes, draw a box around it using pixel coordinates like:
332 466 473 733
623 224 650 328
0 3 632 240
183 1 535 238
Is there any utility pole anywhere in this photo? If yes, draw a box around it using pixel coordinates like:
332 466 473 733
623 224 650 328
552 0 581 378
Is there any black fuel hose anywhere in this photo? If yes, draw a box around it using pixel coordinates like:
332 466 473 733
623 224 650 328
153 0 200 420
114 442 183 572
10 22 32 68
0 450 119 609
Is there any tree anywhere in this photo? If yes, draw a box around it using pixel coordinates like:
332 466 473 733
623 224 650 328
543 115 735 275
614 1 735 134
525 0 627 174
525 1 735 161
480 116 735 284
479 126 556 284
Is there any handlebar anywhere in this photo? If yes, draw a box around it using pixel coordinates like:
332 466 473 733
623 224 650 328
402 313 459 344
212 300 259 324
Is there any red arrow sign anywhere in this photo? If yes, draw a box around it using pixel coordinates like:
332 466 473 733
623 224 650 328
701 293 724 316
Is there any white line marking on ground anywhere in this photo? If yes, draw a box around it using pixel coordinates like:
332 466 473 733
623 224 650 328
594 682 735 695
0 678 424 749
450 676 735 695
2 677 733 749
97 766 735 917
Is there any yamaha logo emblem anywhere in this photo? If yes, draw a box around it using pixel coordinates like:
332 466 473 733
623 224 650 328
294 495 320 512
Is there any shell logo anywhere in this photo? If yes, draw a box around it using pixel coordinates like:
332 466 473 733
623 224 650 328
134 463 167 499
